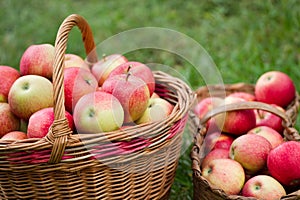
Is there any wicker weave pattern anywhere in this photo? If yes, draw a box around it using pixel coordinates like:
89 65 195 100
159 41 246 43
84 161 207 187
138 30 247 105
191 83 300 200
0 14 196 199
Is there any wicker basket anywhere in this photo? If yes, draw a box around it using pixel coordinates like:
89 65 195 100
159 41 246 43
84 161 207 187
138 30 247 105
0 14 196 199
190 84 300 200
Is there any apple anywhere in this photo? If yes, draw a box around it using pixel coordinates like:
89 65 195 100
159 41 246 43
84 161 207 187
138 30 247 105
201 148 230 169
255 104 285 133
0 66 20 102
230 134 272 174
267 141 300 186
64 67 98 113
214 96 256 135
1 131 27 140
19 43 55 79
108 61 155 96
64 53 90 70
135 97 174 124
27 107 74 139
102 73 150 123
8 75 54 120
91 54 128 86
73 91 124 133
0 103 20 138
194 97 224 120
151 92 160 98
242 175 286 199
202 158 245 195
227 92 256 101
247 126 284 149
203 132 235 152
255 71 296 108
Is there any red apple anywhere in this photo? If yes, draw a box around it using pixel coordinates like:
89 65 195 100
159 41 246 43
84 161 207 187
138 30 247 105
64 53 89 70
91 54 128 86
102 73 150 123
267 141 300 186
8 75 54 120
19 43 55 79
151 92 160 98
0 66 20 102
64 67 98 113
201 148 230 169
27 107 74 139
242 175 286 199
0 103 20 138
247 126 284 149
202 158 245 195
108 61 155 96
73 91 124 133
135 97 174 124
255 104 285 133
230 134 272 174
1 131 27 140
255 71 296 108
227 92 256 101
214 96 256 135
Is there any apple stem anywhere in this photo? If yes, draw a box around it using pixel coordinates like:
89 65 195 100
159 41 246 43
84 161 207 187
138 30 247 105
257 109 264 119
126 65 132 73
126 72 131 81
102 54 107 61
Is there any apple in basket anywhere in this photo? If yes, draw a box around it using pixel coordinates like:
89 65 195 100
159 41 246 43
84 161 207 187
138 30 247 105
229 134 272 174
202 158 245 195
193 97 224 120
201 148 230 169
241 175 286 200
255 71 296 108
64 53 90 70
1 131 27 140
267 141 300 187
0 66 20 103
63 67 98 113
27 107 74 139
254 104 285 133
203 132 235 152
247 126 284 149
108 61 156 96
213 96 256 135
91 54 128 86
135 97 174 124
19 43 55 80
102 73 150 123
0 103 20 138
8 75 54 121
73 91 124 133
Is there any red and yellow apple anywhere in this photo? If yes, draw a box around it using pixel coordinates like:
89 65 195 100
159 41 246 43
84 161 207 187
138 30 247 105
102 74 150 123
19 43 55 79
202 158 245 195
73 91 124 133
0 103 20 138
242 175 286 199
201 148 230 169
27 107 74 139
63 67 98 113
64 53 89 70
255 71 296 108
0 66 20 102
8 75 54 120
1 131 27 140
230 134 272 174
227 92 256 101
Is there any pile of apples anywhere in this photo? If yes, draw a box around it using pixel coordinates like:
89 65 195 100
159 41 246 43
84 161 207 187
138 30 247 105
194 71 300 199
0 43 175 141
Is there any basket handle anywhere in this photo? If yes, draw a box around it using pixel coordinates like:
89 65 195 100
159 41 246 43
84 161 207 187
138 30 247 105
191 101 299 173
46 14 97 164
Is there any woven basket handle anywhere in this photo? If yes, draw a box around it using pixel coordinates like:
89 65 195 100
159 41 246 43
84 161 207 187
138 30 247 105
200 101 298 139
46 14 97 164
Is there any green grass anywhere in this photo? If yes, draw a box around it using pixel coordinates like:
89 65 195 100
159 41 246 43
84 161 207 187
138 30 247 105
1 0 299 199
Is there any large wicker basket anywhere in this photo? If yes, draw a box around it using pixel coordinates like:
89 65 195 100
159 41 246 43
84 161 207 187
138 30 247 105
0 14 196 199
190 84 300 200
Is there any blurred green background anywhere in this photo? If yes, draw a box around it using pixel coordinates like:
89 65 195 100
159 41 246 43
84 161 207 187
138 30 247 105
0 0 299 199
